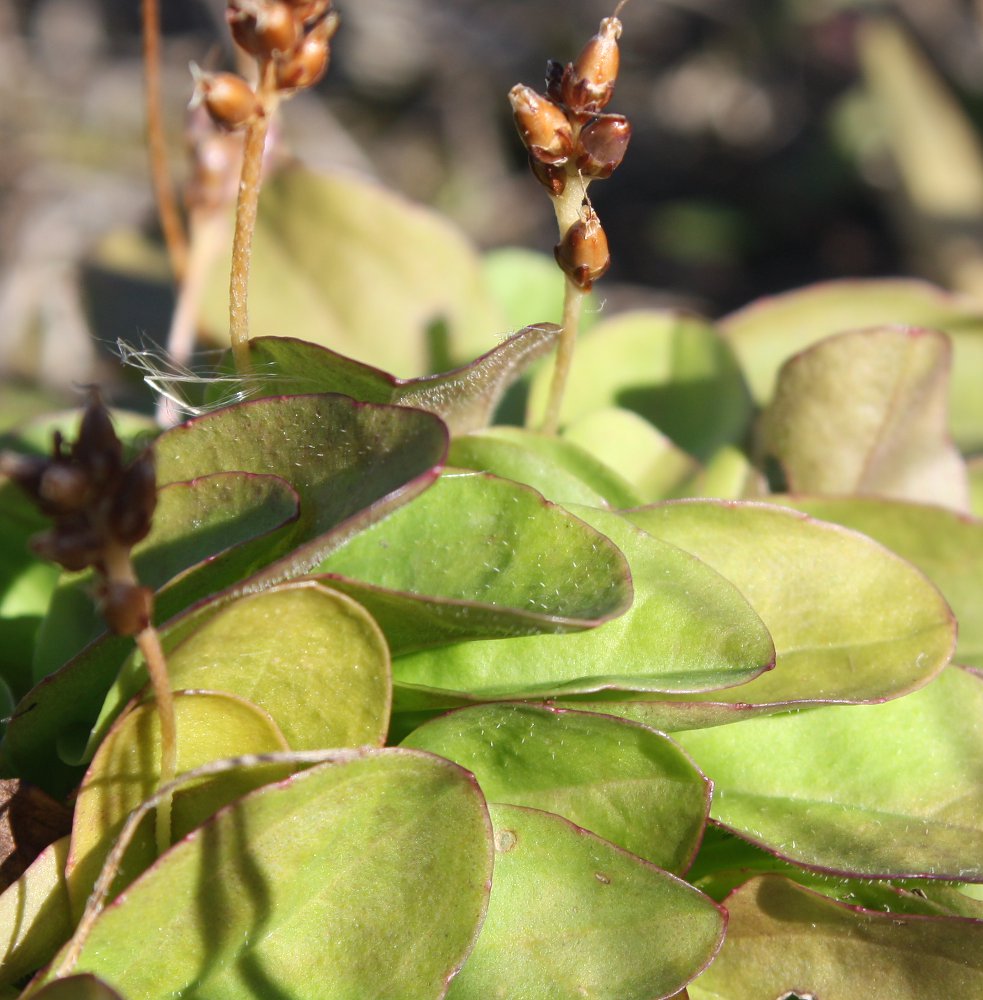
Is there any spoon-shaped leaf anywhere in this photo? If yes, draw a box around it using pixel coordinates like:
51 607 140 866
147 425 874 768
155 393 448 586
760 327 969 509
239 324 561 435
612 500 955 724
688 875 983 1000
66 691 291 917
26 976 126 1000
720 277 983 450
526 310 752 459
561 407 699 502
316 472 632 653
46 750 493 1000
199 167 503 376
675 666 983 880
446 803 726 1000
402 703 710 872
392 504 774 700
449 426 643 508
774 496 983 670
0 836 70 987
110 580 392 752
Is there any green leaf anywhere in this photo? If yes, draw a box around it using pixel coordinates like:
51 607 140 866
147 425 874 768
526 310 753 459
688 875 983 1000
760 327 968 508
130 580 391 751
155 393 448 586
26 975 127 1000
200 167 503 377
0 836 71 987
392 505 774 699
66 691 291 917
237 323 562 436
317 471 632 653
32 472 300 684
971 456 983 517
673 446 764 502
774 496 983 669
674 666 983 879
446 803 726 1000
449 426 643 508
0 482 59 699
720 277 983 451
48 750 493 1000
561 407 698 502
623 500 955 713
401 703 709 872
482 247 597 335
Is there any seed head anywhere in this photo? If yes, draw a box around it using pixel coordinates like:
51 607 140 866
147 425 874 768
509 84 573 165
190 66 262 131
563 17 622 112
576 113 631 179
554 203 610 291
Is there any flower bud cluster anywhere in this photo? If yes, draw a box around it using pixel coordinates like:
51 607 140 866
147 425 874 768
509 16 631 291
192 1 338 131
0 394 157 636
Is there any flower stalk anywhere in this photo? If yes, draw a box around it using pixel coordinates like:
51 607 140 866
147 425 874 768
509 9 632 433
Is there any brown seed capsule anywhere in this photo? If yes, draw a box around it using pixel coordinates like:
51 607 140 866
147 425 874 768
37 463 93 514
254 1 302 57
227 4 261 55
31 519 105 573
554 204 610 291
99 581 154 636
192 68 262 131
0 450 49 504
274 15 335 90
110 450 158 546
576 113 631 179
288 0 333 26
529 155 567 197
73 393 123 488
508 85 573 165
563 16 622 112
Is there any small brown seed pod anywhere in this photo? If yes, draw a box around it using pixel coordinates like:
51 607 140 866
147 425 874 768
529 155 567 197
508 85 573 165
254 1 302 57
562 16 622 112
37 464 93 515
73 392 123 488
554 203 610 291
576 113 631 179
274 14 336 90
191 67 263 131
110 450 158 547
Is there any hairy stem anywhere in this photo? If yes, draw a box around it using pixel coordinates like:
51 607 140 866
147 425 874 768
142 0 188 281
229 61 277 373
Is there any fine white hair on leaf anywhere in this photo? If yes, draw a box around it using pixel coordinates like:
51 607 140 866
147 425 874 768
113 338 295 417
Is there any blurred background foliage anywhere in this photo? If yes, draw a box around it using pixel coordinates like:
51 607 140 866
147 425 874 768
4 0 983 412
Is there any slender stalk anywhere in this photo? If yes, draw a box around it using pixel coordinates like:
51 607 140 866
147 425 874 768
137 624 177 854
102 543 175 855
142 0 188 281
541 277 586 435
539 180 591 434
229 61 278 373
